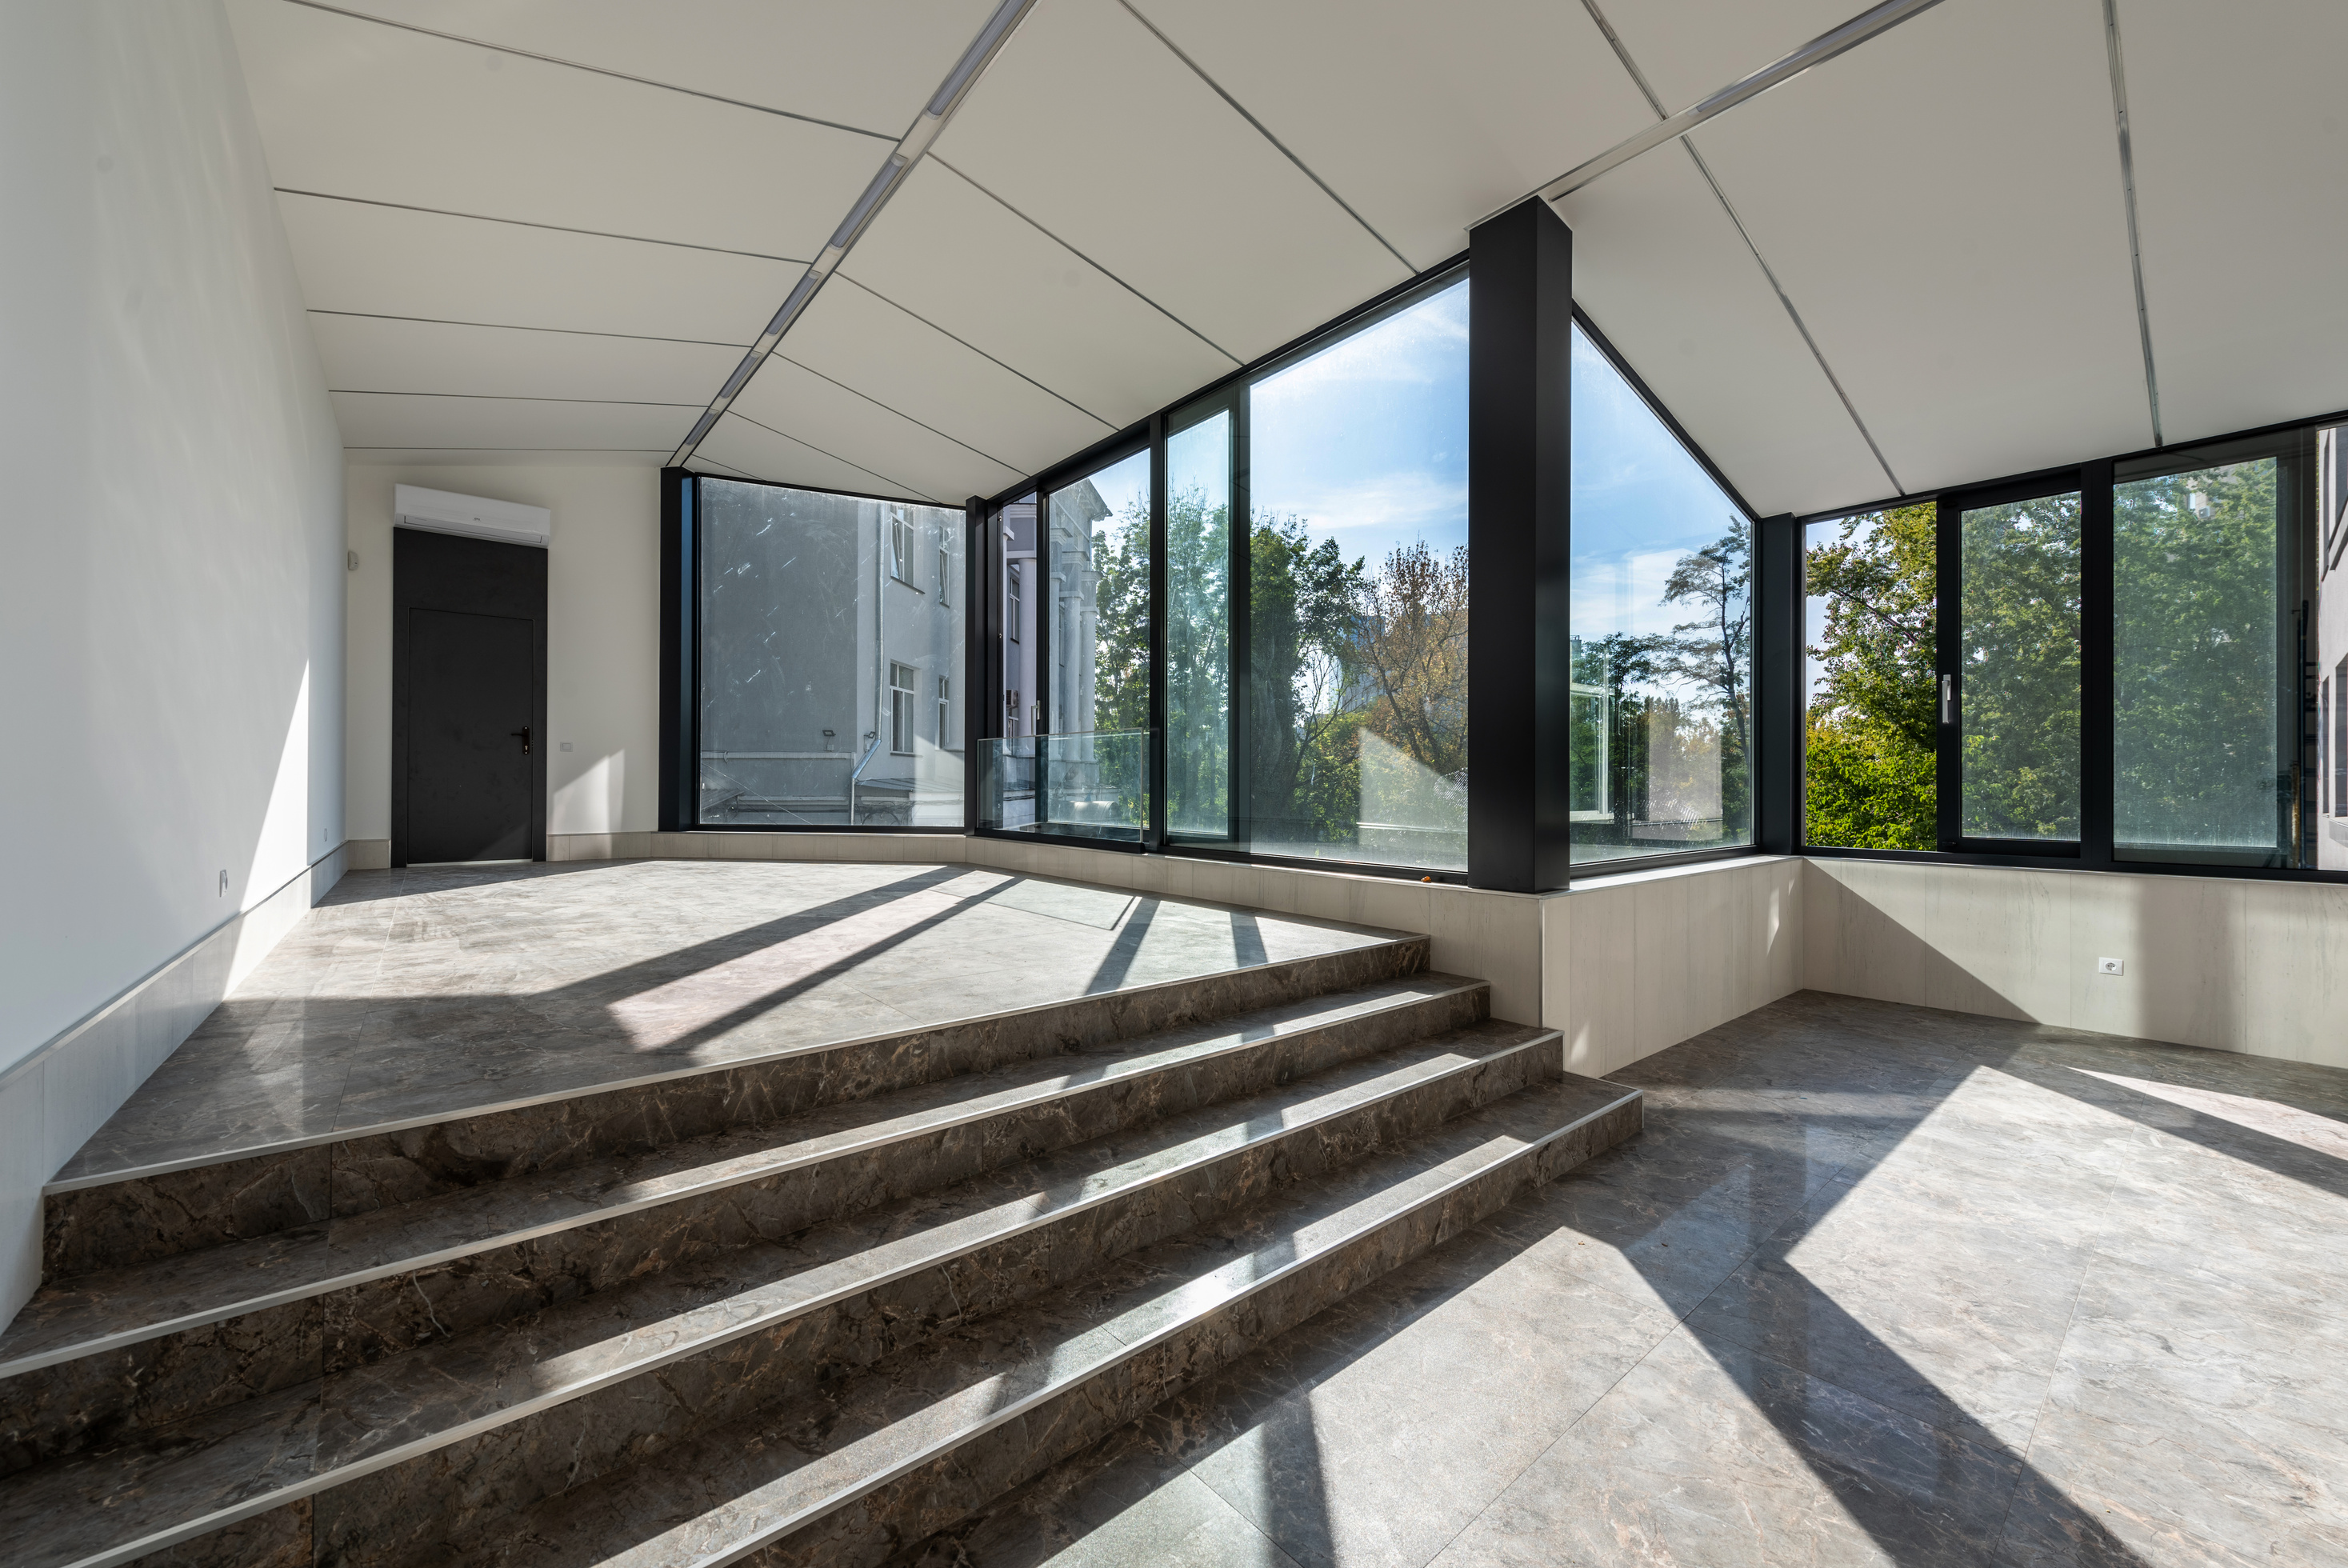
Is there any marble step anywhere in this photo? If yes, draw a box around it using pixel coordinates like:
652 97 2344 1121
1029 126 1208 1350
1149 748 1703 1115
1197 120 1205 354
449 1072 1645 1568
0 975 1487 1474
0 1022 1570 1568
43 931 1432 1278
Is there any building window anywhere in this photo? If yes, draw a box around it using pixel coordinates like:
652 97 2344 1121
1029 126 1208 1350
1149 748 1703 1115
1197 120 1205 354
938 544 951 605
1008 564 1022 643
938 675 953 750
2334 657 2346 817
888 510 917 586
1803 506 1938 850
1957 490 2082 844
889 661 916 754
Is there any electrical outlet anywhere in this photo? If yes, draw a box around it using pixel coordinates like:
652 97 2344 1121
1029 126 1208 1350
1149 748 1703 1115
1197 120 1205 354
560 741 574 752
2097 956 2125 976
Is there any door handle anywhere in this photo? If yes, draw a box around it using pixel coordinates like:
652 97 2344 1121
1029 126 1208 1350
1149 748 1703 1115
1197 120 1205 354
1940 675 1954 726
510 726 532 754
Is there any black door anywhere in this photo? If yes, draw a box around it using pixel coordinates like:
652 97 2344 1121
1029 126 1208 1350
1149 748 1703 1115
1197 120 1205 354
394 526 548 866
407 609 535 862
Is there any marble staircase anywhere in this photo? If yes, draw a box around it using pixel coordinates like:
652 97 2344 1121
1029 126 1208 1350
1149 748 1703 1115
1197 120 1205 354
1 931 1640 1568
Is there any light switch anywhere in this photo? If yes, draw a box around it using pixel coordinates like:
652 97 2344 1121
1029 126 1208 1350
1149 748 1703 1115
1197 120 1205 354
2096 957 2124 976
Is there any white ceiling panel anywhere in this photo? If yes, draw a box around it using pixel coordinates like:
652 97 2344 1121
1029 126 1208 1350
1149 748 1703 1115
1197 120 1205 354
311 1 994 136
1675 0 2150 496
1559 150 1885 517
310 314 743 403
840 161 1236 430
729 358 1025 502
278 194 790 343
695 413 934 501
782 279 1114 476
330 391 695 451
934 0 1409 362
227 0 876 260
2123 0 2348 444
1126 0 1653 270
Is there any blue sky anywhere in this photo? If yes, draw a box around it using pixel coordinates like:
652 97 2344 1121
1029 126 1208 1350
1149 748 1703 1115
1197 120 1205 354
1570 324 1747 647
1250 278 1470 573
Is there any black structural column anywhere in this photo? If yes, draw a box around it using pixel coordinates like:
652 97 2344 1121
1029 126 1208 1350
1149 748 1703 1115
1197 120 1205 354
1467 198 1574 892
658 466 695 833
1754 513 1802 854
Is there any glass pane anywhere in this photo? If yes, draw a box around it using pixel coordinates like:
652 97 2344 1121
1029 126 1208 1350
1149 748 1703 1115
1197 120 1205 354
1569 325 1753 865
1166 406 1233 840
1246 278 1470 872
1803 506 1938 849
698 479 964 826
2114 448 2292 864
1958 493 2080 841
1046 449 1150 738
979 731 1149 841
997 493 1035 737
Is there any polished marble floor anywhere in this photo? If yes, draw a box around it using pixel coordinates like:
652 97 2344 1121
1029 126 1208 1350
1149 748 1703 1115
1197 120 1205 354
918 990 2348 1568
61 860 1396 1182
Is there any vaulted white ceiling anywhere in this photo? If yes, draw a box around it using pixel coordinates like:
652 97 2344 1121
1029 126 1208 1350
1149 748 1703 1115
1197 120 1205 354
231 0 2348 517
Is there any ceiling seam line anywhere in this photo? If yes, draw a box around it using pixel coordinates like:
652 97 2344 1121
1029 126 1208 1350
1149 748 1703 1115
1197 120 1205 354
722 410 946 504
2102 0 2162 447
670 0 1043 467
1498 0 1949 222
1680 138 1902 497
275 189 809 263
770 353 1027 478
1576 0 1902 495
276 0 899 141
831 274 1121 430
330 391 706 406
926 155 1240 366
1111 0 1417 275
308 310 749 350
345 446 671 452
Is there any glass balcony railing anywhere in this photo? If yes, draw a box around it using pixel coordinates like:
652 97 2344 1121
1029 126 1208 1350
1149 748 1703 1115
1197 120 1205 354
980 730 1151 841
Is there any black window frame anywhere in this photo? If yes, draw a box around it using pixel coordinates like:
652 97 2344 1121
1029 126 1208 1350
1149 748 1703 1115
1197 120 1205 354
1798 410 2347 885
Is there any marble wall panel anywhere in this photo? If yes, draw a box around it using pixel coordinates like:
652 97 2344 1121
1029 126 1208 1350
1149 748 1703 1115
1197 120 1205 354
1800 858 2348 1068
1542 858 1808 1077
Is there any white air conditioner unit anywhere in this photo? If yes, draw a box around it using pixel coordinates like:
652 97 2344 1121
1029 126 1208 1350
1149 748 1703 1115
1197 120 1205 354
394 485 551 548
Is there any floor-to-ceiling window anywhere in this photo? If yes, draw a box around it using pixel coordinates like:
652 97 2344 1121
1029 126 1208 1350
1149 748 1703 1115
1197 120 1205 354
1165 398 1234 842
696 478 964 827
1018 447 1151 839
1242 277 1470 872
1569 324 1754 866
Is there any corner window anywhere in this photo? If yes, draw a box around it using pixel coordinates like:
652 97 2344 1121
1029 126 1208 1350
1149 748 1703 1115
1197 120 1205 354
1569 323 1753 866
694 478 962 827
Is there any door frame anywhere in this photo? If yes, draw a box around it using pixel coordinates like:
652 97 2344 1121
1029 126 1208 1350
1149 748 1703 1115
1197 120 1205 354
392 526 550 867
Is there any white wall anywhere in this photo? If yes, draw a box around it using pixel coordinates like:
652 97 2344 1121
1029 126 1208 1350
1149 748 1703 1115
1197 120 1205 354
0 1 346 1310
343 462 662 856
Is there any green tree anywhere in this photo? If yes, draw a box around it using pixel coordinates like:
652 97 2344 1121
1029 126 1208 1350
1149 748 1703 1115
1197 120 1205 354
1249 514 1366 844
1958 495 2081 839
2113 458 2288 853
1657 527 1754 830
1805 502 1938 848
